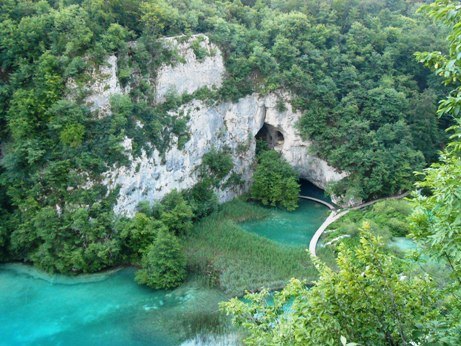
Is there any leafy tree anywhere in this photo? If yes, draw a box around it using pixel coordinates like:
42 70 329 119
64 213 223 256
184 180 219 220
118 212 166 262
59 123 85 148
409 128 461 342
135 229 186 289
140 0 181 37
155 190 194 236
410 1 461 340
222 226 441 345
251 150 300 210
410 129 461 280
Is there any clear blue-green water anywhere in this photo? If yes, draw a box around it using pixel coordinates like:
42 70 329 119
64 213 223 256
390 237 417 252
240 199 329 246
0 189 330 345
0 264 232 346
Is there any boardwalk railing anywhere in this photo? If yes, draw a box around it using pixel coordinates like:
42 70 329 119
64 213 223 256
299 195 337 210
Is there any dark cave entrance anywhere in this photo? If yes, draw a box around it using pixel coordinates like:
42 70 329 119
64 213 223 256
255 123 285 149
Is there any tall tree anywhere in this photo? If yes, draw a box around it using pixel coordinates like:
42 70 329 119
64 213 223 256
135 229 186 289
251 150 300 211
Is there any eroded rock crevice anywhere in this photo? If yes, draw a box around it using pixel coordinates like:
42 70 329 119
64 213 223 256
256 123 285 150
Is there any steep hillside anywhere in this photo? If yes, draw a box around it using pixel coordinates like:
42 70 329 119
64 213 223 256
0 0 447 272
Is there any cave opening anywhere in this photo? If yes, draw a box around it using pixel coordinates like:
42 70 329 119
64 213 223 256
255 123 285 149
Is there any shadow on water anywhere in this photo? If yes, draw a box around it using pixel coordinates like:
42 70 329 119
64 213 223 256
299 179 334 204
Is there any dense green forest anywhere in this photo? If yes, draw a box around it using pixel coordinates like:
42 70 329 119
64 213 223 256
223 1 461 344
0 0 452 291
2 0 461 344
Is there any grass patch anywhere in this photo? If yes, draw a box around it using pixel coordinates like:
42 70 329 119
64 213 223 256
185 199 318 296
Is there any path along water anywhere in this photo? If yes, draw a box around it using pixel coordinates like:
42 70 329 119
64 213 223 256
308 192 409 256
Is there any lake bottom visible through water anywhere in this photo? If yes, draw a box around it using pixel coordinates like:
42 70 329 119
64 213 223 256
240 199 329 247
0 264 233 346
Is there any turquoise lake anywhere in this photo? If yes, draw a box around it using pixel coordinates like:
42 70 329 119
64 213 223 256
240 199 329 246
0 187 331 345
0 264 233 346
390 237 417 252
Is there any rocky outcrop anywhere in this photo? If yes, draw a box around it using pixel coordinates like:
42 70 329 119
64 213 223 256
85 55 122 115
155 35 225 103
104 96 260 215
262 94 346 190
104 93 345 216
66 55 122 117
85 35 345 216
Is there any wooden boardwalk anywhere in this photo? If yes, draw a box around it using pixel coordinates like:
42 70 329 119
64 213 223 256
299 195 337 210
308 192 409 257
309 210 349 256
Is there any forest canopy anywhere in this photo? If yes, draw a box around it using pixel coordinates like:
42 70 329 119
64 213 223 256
0 0 448 273
222 1 461 343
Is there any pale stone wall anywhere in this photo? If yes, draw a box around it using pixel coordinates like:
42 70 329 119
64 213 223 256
154 34 225 103
82 35 346 216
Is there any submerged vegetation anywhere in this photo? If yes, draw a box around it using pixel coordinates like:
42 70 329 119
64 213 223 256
185 199 318 296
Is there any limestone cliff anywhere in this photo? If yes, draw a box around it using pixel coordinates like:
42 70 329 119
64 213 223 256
86 35 345 216
155 35 225 103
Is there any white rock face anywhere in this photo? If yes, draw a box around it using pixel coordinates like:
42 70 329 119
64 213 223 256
84 36 346 216
262 94 347 190
84 55 122 116
104 93 345 216
155 35 225 103
104 95 260 216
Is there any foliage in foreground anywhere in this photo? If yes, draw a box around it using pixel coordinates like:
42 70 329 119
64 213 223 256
412 0 461 283
321 199 412 254
222 227 441 346
409 1 461 340
251 150 300 211
185 199 317 295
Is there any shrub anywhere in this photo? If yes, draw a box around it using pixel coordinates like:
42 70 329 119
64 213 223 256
251 150 300 210
201 148 234 186
135 229 186 289
155 190 194 236
184 181 219 220
118 213 166 262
